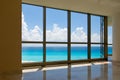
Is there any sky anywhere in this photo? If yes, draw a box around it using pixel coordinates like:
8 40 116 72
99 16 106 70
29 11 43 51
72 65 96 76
22 4 112 45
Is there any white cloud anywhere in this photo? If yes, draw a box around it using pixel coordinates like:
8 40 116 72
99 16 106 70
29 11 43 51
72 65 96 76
91 33 100 42
29 25 43 41
71 27 87 42
46 24 67 41
22 13 100 43
22 13 43 41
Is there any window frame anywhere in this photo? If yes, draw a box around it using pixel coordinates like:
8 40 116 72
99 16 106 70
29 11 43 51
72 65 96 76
22 3 108 67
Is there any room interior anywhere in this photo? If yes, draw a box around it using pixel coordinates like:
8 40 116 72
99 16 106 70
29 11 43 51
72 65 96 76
0 0 120 80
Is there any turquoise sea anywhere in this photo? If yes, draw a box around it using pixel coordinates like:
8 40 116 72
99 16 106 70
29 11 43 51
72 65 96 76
22 46 112 62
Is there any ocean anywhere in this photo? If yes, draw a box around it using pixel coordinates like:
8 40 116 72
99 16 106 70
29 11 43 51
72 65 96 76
22 46 112 63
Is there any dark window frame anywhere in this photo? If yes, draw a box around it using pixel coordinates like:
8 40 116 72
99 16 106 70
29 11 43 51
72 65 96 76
22 3 108 67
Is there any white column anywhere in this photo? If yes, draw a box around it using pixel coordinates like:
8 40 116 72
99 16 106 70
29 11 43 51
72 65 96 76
112 12 120 61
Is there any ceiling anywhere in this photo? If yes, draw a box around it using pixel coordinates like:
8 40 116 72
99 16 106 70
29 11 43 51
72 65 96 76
22 0 120 26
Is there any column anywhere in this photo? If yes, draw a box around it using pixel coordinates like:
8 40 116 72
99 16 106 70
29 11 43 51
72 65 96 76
112 12 120 61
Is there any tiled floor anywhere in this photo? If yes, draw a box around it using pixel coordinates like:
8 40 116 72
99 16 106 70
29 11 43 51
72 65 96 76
1 59 120 80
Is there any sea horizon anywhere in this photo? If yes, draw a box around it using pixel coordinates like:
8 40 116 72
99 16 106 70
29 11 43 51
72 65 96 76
22 46 112 63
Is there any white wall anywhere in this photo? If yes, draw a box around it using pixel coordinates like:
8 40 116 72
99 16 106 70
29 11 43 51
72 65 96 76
112 12 120 61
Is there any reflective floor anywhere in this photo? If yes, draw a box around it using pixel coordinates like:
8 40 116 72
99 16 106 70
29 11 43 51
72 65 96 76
22 62 113 80
1 58 120 80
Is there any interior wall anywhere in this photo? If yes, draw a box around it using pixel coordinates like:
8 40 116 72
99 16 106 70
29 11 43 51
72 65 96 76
112 12 120 62
0 0 21 74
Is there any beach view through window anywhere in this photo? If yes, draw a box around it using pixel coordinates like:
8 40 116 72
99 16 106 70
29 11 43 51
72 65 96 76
22 4 112 63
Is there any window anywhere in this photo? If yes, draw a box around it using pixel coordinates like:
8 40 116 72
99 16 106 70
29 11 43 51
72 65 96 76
91 15 104 59
71 12 88 60
108 26 112 55
22 4 43 63
22 3 107 65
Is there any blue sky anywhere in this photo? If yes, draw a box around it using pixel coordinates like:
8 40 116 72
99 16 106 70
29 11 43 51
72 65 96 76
22 4 112 43
71 12 87 32
22 4 43 29
46 8 67 30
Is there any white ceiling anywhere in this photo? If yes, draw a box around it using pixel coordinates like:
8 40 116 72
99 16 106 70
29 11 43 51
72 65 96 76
22 0 120 16
22 0 120 25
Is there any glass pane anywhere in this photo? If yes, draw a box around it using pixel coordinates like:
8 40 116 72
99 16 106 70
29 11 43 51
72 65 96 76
91 44 104 59
108 45 112 55
71 44 87 60
22 43 43 63
22 4 43 41
46 8 67 42
108 26 112 44
91 15 104 43
46 44 67 62
71 12 87 42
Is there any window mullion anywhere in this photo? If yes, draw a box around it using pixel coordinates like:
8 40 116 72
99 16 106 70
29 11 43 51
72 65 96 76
68 11 71 63
43 6 46 66
88 14 91 61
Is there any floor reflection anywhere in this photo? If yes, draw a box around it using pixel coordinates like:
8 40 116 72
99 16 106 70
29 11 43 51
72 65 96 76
23 62 113 80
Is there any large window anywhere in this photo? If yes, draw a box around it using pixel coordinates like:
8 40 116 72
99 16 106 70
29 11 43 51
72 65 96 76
22 4 107 65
